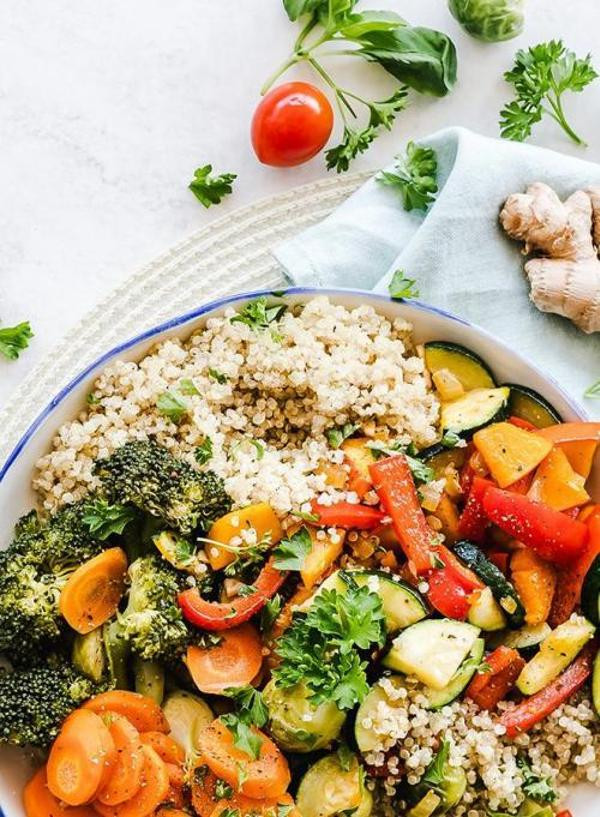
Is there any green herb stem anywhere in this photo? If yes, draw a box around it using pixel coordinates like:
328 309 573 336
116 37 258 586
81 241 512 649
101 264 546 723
546 93 586 146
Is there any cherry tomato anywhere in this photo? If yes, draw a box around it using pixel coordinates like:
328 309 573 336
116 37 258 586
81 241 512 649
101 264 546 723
251 81 334 167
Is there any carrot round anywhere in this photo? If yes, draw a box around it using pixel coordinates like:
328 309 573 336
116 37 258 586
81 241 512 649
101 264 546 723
83 690 170 733
23 767 98 817
140 731 185 765
60 547 128 634
197 718 290 800
156 811 191 817
47 710 116 806
190 759 221 817
96 713 144 806
186 623 263 694
92 744 169 817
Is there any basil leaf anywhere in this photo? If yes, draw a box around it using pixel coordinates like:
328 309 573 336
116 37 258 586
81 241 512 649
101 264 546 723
356 26 457 97
338 10 406 38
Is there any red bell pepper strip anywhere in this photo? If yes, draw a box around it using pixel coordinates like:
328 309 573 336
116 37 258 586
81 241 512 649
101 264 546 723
458 476 495 543
482 486 589 567
507 416 537 431
500 643 595 738
556 811 573 817
426 544 484 620
549 514 600 627
488 551 509 574
310 501 384 530
369 455 435 575
178 558 286 631
466 646 525 710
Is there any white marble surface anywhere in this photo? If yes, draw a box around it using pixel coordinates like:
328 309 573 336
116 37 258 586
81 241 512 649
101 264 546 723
1 0 599 407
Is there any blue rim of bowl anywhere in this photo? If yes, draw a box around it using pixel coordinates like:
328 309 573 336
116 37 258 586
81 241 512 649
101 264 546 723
0 286 587 485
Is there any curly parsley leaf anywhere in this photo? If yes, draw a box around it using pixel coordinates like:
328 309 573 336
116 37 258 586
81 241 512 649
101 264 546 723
441 430 464 448
367 439 433 483
326 422 359 449
195 437 214 465
388 270 420 300
500 40 598 145
81 499 138 540
156 391 188 423
260 594 282 633
516 756 557 803
325 125 377 173
422 740 450 793
224 685 269 728
378 141 438 211
0 321 33 361
189 165 236 208
179 378 199 396
273 583 385 709
221 714 263 760
273 526 313 571
208 368 228 384
231 297 287 331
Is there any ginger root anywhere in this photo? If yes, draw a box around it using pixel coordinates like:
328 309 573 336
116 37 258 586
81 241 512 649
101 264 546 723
500 181 600 333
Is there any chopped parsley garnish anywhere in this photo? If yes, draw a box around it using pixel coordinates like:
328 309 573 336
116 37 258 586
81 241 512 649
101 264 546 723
378 141 438 211
388 269 420 300
367 440 434 483
260 594 282 633
290 509 320 523
208 368 228 384
326 422 359 449
0 321 33 361
273 526 313 571
179 378 199 395
156 390 188 423
224 685 269 728
189 165 236 208
441 430 463 448
81 499 137 540
273 581 385 709
516 756 557 803
87 392 101 405
195 437 214 465
230 297 287 331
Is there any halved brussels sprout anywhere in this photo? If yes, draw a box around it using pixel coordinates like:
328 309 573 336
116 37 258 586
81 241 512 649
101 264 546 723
448 0 524 42
296 753 372 817
263 679 346 752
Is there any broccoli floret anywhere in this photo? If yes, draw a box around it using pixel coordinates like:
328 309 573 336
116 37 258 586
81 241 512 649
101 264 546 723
0 503 104 666
118 554 190 662
0 662 103 748
94 439 231 534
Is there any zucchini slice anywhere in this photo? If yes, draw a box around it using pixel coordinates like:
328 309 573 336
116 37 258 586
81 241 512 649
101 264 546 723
499 622 552 652
441 387 510 435
424 638 485 709
162 690 213 757
296 754 372 817
355 678 405 754
505 384 562 429
298 569 428 634
424 342 496 391
468 587 507 631
454 541 525 628
516 616 595 695
581 553 600 625
383 619 480 690
419 443 468 478
407 791 442 817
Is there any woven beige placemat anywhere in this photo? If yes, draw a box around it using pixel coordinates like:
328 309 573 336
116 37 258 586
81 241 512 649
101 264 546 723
0 173 369 468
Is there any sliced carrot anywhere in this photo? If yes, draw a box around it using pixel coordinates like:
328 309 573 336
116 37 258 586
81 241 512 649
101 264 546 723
60 547 128 634
23 767 98 817
186 623 263 694
197 718 290 800
140 731 185 765
96 713 144 806
190 759 221 817
164 762 186 808
93 744 169 817
209 791 299 817
156 810 191 817
47 710 116 806
83 690 170 733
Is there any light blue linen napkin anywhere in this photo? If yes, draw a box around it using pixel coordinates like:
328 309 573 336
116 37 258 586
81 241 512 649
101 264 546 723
274 126 600 419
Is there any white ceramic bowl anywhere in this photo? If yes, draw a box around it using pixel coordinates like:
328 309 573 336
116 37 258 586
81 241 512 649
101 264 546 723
0 287 596 816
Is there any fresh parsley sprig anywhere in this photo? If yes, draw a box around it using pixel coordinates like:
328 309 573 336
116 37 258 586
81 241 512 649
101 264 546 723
189 165 237 208
221 686 269 762
326 422 359 449
273 581 385 709
273 526 313 571
388 269 420 300
263 1 456 171
81 499 138 540
500 40 598 145
367 439 434 483
378 142 438 211
516 756 557 804
0 321 33 361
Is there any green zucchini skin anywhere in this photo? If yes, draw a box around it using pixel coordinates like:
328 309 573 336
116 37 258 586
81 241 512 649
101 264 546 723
581 553 600 626
504 384 562 429
440 387 509 436
424 342 496 390
454 541 525 628
593 650 600 717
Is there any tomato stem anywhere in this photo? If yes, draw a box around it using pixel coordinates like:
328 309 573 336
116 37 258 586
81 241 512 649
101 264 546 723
260 55 302 96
